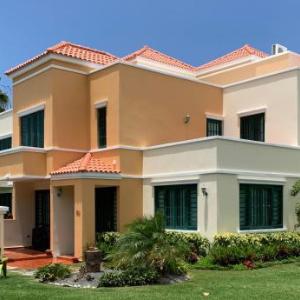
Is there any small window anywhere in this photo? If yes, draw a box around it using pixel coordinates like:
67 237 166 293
21 110 44 148
206 118 223 136
0 192 13 219
97 107 107 148
240 113 265 142
240 184 283 230
155 184 197 230
0 137 12 151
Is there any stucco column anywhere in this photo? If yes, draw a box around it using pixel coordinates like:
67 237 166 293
0 206 8 260
74 180 95 259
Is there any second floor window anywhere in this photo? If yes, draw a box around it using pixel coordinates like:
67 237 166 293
240 113 265 142
97 107 107 148
0 136 12 151
21 110 44 148
207 118 223 136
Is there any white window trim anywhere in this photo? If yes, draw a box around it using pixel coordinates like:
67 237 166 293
0 133 12 140
95 99 108 109
17 103 45 117
238 107 267 118
238 176 286 185
205 113 224 121
151 176 200 185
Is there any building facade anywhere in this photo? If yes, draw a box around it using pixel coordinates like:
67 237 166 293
1 42 300 259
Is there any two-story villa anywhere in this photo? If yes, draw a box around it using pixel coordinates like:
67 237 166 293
1 42 300 259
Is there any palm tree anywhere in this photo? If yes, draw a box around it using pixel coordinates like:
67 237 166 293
0 88 9 112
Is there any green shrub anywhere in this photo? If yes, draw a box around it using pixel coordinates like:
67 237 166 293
96 232 121 257
107 214 189 275
34 263 71 282
166 232 210 257
210 232 300 266
98 267 159 287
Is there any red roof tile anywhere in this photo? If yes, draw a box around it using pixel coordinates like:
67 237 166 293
197 44 268 71
6 41 119 75
124 46 195 71
51 153 120 175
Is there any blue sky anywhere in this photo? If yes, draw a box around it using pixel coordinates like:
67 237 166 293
1 0 300 97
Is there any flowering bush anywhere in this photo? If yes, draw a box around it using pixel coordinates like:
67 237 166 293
210 232 300 266
96 232 121 257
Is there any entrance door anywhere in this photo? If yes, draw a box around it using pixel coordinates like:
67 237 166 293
32 190 50 251
95 187 117 233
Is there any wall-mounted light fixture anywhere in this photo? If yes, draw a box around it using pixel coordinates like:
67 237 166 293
184 113 191 124
56 187 63 198
201 187 208 197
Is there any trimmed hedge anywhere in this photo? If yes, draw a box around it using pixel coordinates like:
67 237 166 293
210 232 300 266
98 267 159 287
34 263 71 282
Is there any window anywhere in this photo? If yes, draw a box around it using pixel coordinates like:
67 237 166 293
0 137 12 151
240 184 283 230
206 118 223 136
155 184 197 230
97 107 107 148
21 110 44 148
240 113 265 142
0 192 13 219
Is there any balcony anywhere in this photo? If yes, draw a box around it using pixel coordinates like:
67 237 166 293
0 147 47 180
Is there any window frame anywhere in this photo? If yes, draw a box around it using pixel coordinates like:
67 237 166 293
20 109 45 148
239 183 283 231
154 184 198 231
240 112 265 142
0 135 12 151
206 118 223 137
97 105 107 149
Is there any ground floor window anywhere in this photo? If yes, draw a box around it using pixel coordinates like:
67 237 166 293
155 184 197 230
240 184 283 230
0 192 13 219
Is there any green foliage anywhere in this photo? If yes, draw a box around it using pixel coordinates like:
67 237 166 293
0 81 9 113
209 232 300 266
96 232 121 258
291 180 300 196
98 267 159 287
166 231 210 258
296 203 300 224
107 214 189 275
34 263 71 282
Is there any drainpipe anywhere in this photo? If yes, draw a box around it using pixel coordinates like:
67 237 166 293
0 206 8 261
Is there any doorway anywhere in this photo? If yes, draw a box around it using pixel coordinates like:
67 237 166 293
95 187 117 233
32 190 50 251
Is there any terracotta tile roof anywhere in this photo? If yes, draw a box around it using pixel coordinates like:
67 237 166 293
124 46 195 71
51 153 120 175
197 44 268 71
6 41 119 75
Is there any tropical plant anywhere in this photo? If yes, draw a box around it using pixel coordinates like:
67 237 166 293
34 263 71 282
0 80 9 113
107 214 189 275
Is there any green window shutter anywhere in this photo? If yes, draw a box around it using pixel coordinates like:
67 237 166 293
155 184 197 230
21 110 44 148
240 184 283 230
240 113 265 142
206 119 223 136
0 193 12 219
97 107 107 148
0 137 12 151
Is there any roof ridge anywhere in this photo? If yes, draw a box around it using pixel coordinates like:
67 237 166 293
145 46 194 69
197 44 268 70
78 152 92 172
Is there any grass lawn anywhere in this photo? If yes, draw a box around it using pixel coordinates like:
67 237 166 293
1 262 300 300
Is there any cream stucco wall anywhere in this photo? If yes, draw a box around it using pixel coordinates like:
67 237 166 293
0 110 12 138
223 70 299 146
143 138 300 236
